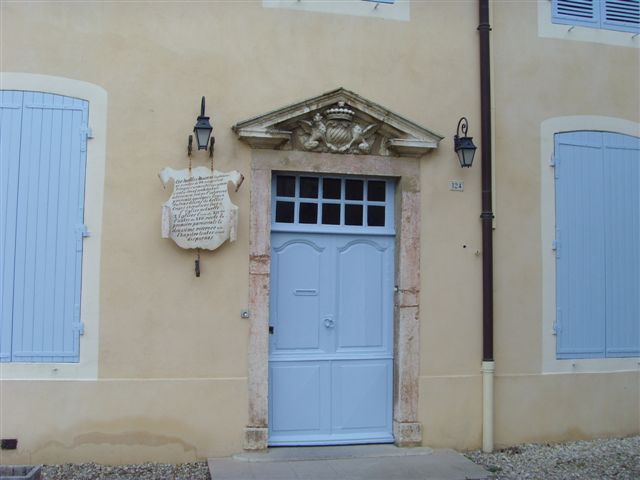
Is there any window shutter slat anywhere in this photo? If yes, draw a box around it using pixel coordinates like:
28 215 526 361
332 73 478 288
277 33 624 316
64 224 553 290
601 0 640 33
555 132 607 359
553 0 601 27
10 92 87 362
0 90 24 362
603 132 640 356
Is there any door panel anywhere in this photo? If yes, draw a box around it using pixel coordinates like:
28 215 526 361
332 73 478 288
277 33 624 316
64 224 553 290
271 239 326 353
336 239 391 353
331 359 392 433
270 362 329 434
269 231 394 445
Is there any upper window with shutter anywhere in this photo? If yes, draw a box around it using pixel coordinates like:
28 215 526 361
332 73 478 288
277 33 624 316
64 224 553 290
0 90 90 363
552 0 640 33
263 0 407 21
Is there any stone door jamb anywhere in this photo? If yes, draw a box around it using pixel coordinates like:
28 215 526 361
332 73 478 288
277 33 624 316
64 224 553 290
244 149 422 450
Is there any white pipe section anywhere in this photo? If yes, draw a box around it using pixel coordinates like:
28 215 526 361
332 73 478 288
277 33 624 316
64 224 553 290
482 360 495 453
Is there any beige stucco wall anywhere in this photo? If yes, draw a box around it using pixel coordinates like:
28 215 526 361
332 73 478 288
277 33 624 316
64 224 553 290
490 0 640 446
0 0 638 463
493 0 640 375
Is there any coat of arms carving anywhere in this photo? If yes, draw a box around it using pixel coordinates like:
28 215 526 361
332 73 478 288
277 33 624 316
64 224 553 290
233 87 443 157
297 102 379 154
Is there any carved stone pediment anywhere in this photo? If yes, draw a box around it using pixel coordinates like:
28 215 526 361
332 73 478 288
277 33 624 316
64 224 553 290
232 88 443 158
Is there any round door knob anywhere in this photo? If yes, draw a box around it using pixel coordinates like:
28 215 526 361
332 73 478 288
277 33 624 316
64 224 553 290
324 317 335 328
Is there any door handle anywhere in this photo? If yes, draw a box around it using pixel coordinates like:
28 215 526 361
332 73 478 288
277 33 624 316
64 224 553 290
323 317 335 329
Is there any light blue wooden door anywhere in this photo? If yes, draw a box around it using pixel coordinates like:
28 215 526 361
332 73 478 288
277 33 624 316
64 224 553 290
269 175 395 445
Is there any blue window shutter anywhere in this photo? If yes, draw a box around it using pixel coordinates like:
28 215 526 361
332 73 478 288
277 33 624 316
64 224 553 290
0 90 24 362
552 0 601 28
10 92 88 362
555 131 607 359
603 132 640 357
601 0 640 33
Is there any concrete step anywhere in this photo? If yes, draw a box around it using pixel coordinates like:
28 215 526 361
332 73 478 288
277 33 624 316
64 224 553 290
208 445 490 480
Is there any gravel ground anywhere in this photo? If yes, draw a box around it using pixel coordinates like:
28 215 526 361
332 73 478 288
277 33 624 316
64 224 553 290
465 435 640 480
33 436 639 479
41 461 210 480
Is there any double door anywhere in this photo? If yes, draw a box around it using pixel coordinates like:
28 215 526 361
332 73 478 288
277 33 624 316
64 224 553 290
268 232 394 445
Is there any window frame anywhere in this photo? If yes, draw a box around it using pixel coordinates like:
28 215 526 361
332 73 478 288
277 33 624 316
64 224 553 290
551 0 640 34
540 116 640 374
0 73 106 380
262 0 409 22
271 173 396 236
538 0 640 48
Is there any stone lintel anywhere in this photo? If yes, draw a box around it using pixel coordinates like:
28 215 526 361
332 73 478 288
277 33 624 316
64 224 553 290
387 138 438 157
236 129 291 150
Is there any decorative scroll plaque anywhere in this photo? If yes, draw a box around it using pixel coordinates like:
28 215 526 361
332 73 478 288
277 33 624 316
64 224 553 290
159 166 243 250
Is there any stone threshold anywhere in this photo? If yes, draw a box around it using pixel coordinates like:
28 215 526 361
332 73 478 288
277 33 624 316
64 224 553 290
231 444 435 463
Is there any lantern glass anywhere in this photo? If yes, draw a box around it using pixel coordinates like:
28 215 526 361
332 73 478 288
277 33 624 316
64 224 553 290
455 136 477 168
194 117 212 150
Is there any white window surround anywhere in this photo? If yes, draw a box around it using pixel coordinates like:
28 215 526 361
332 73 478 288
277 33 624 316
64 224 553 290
0 73 107 380
263 0 409 22
538 0 640 48
541 116 640 374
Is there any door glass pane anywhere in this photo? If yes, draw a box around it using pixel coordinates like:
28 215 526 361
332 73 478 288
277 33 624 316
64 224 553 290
299 203 318 224
322 178 341 199
367 206 385 227
368 181 386 201
272 174 393 232
345 179 364 200
276 176 296 197
322 204 340 225
300 177 319 198
345 204 363 225
275 201 294 223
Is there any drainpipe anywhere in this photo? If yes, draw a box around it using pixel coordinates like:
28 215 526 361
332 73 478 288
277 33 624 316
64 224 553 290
479 0 495 453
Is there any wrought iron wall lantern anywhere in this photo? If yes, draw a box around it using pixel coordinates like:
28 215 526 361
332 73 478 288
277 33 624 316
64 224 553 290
188 96 214 157
454 117 477 168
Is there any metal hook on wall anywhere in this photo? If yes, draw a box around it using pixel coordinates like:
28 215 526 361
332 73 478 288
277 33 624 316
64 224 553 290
235 174 245 192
